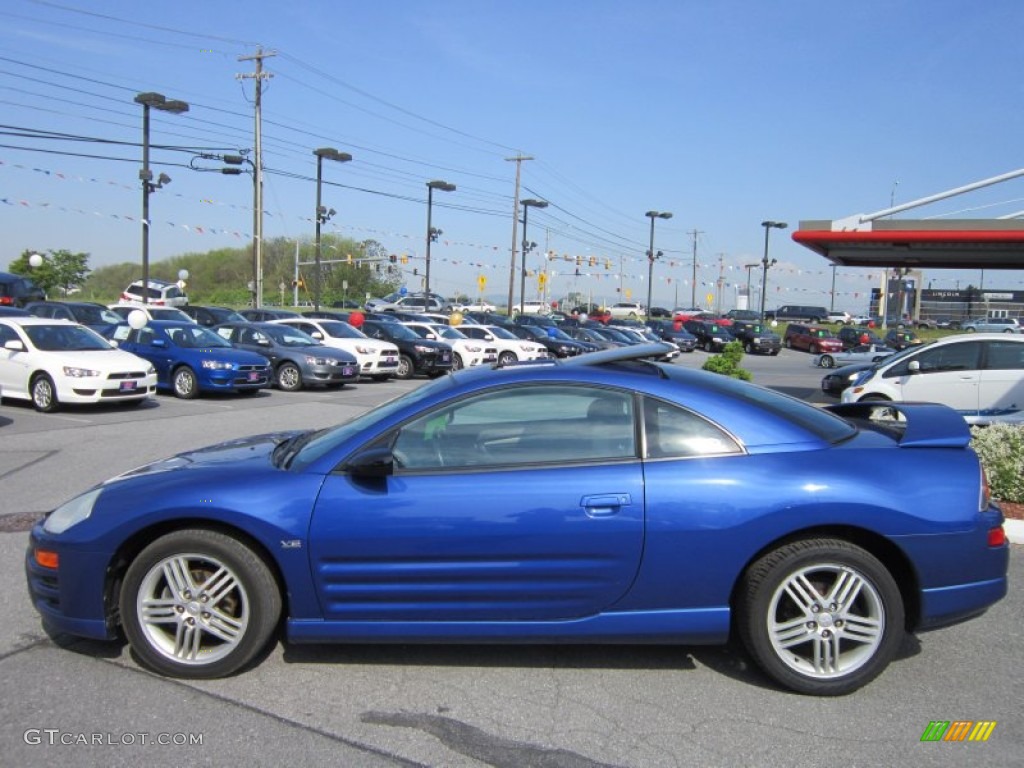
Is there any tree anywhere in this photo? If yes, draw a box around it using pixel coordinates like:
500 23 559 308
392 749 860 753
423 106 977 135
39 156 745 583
9 248 91 296
701 341 753 381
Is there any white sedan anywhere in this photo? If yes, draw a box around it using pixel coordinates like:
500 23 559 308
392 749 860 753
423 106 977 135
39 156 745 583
813 344 897 369
402 322 497 369
456 324 548 365
271 318 400 380
0 317 156 412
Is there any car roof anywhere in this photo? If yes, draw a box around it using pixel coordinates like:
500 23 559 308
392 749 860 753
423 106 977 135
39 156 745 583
0 316 76 326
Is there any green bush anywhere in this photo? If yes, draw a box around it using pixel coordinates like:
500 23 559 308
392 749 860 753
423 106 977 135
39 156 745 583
970 424 1024 503
701 341 752 381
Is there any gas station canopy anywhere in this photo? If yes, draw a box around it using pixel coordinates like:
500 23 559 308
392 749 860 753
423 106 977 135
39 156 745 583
793 219 1024 269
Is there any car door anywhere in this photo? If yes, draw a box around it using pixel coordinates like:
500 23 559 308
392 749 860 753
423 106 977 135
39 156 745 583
0 322 31 395
308 384 645 622
121 327 174 384
885 340 983 417
978 339 1024 419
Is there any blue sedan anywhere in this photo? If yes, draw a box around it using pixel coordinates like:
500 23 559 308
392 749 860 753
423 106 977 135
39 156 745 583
25 343 1008 694
118 320 271 398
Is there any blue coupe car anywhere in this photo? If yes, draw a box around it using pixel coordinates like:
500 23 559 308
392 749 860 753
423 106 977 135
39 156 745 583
25 344 1008 694
117 320 271 398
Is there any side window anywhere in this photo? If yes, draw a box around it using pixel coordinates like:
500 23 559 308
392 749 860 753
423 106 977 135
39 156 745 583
0 324 19 345
391 386 636 471
985 341 1024 371
889 342 981 376
643 397 742 459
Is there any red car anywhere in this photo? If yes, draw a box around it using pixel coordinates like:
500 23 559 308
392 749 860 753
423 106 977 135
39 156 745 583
783 323 843 353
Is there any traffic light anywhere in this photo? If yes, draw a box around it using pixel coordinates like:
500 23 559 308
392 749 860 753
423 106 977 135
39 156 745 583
413 268 418 276
389 254 397 263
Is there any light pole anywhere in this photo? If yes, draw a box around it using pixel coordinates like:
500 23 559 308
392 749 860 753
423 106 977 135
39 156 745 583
759 220 787 320
645 211 672 318
520 199 548 312
744 263 759 310
830 264 838 312
425 180 456 299
134 92 188 305
313 148 352 312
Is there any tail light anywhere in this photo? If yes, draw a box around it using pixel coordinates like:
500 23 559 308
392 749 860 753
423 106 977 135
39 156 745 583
988 527 1007 547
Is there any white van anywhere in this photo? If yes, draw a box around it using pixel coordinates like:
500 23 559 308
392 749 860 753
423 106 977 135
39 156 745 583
841 333 1024 424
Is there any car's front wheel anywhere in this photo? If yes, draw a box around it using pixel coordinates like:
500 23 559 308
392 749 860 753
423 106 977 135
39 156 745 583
31 373 59 413
119 529 282 679
452 353 464 371
172 366 199 399
497 351 517 366
395 355 414 380
819 354 835 368
276 362 303 391
738 538 903 696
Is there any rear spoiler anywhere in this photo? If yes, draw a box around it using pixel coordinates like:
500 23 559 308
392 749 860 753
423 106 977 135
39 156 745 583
826 402 971 448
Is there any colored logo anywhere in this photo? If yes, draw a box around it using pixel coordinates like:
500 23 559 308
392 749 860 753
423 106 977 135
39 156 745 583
920 721 996 742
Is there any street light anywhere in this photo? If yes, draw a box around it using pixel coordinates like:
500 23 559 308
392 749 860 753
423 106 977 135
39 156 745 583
520 199 548 313
425 180 456 299
759 220 787 320
134 92 188 305
645 211 673 318
313 147 352 312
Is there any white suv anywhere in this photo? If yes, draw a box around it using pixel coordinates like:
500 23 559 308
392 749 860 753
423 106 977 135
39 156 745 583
120 279 188 307
841 333 1024 424
961 317 1021 334
608 302 645 319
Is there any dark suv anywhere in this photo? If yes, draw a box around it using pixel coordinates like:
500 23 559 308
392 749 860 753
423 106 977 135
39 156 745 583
837 326 884 350
645 320 698 352
361 319 454 379
0 271 46 308
683 319 736 352
729 320 781 355
783 323 843 353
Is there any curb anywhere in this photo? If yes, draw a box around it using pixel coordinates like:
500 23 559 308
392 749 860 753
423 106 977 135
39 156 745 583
1005 518 1024 545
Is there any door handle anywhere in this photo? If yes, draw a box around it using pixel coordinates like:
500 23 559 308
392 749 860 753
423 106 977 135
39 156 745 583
581 493 631 517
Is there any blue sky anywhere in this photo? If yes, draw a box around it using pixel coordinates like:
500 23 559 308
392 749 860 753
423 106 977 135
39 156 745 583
2 0 1023 311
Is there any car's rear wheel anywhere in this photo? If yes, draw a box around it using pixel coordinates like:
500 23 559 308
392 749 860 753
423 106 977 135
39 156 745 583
819 354 835 368
395 355 414 380
276 362 303 391
497 351 517 366
119 529 282 679
172 366 199 399
738 538 903 696
31 373 59 413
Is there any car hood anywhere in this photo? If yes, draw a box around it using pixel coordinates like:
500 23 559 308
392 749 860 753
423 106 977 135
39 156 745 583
111 431 303 481
47 348 150 369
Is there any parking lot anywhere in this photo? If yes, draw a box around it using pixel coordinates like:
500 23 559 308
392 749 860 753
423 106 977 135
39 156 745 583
1 350 1020 767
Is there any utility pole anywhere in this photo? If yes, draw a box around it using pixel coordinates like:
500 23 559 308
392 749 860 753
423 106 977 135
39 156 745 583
715 254 725 315
237 47 275 308
688 229 704 308
505 154 533 315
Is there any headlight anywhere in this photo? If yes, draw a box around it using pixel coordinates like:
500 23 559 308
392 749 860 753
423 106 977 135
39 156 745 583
465 344 481 352
304 355 324 365
44 488 102 534
354 345 371 355
414 344 434 353
62 366 100 378
201 360 233 370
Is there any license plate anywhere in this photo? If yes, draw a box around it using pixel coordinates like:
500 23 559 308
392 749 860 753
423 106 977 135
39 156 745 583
442 352 451 362
248 371 261 382
119 380 137 392
342 366 355 377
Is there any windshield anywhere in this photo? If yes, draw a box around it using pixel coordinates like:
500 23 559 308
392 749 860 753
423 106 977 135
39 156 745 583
263 324 319 346
74 305 123 325
380 323 420 340
321 321 367 339
435 326 468 340
486 326 517 340
24 323 113 351
168 325 234 348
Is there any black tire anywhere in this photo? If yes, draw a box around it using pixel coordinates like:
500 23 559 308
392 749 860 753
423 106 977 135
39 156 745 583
275 362 303 392
744 342 754 354
119 529 282 679
784 338 792 349
704 340 714 352
737 538 904 696
172 366 199 399
497 351 517 366
769 349 780 356
30 373 59 413
819 355 835 369
395 355 415 380
452 353 464 371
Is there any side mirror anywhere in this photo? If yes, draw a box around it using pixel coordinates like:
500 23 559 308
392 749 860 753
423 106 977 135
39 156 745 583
257 339 272 347
311 331 324 340
907 360 920 374
346 447 394 478
4 339 26 352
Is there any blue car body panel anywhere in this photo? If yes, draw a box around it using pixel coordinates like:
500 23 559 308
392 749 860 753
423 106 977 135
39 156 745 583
26 354 1008 652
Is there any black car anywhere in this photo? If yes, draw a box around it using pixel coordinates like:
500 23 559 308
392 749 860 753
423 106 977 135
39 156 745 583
361 319 454 379
884 329 924 351
239 308 301 322
505 324 592 357
727 320 781 355
301 310 352 322
644 320 697 352
182 305 248 327
214 322 359 391
25 301 127 338
648 306 672 318
562 326 625 350
683 319 736 352
837 326 884 350
0 271 46 308
464 311 514 327
820 362 874 398
514 313 559 329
